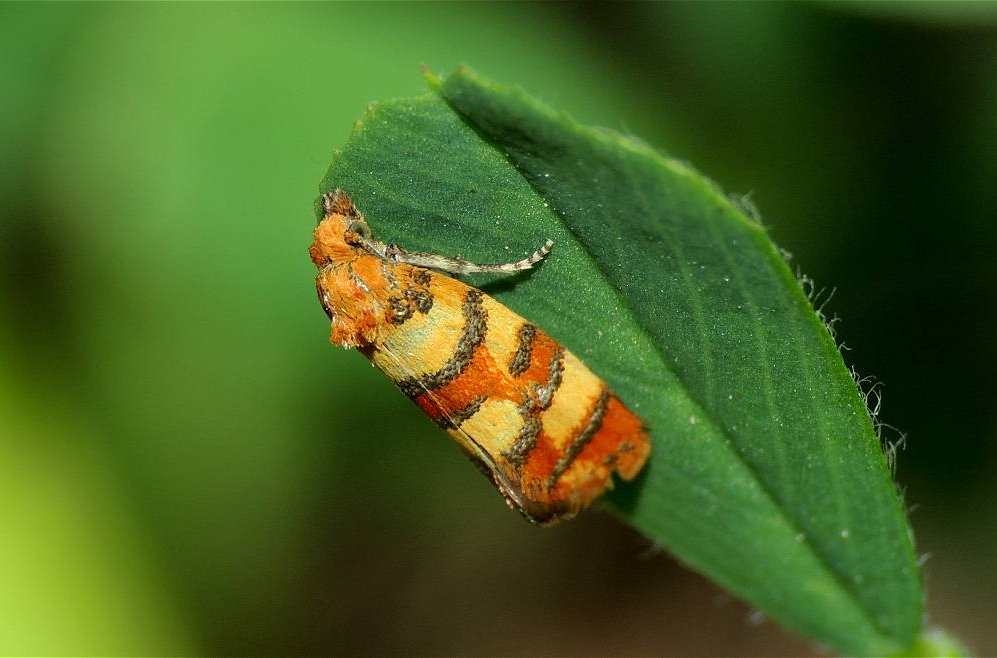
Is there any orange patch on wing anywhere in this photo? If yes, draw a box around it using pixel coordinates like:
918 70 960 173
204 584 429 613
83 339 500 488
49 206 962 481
595 395 650 478
514 330 560 386
548 394 648 500
412 343 512 424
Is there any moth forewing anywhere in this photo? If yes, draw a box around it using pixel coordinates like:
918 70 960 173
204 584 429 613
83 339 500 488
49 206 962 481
311 189 650 523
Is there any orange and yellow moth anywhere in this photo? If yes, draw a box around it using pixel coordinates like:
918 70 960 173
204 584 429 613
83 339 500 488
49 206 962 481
309 189 651 524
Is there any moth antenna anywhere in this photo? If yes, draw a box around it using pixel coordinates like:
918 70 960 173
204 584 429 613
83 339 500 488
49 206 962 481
384 239 554 275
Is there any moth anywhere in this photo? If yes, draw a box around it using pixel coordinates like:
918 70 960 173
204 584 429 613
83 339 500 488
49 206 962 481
309 189 650 524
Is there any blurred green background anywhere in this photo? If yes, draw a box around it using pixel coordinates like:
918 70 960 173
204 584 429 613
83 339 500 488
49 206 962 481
1 3 995 655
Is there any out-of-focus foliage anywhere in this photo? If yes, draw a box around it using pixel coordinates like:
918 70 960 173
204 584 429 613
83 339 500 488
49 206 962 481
1 3 995 655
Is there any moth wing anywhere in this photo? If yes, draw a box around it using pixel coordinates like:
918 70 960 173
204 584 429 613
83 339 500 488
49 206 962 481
466 293 650 523
369 266 649 524
366 269 529 498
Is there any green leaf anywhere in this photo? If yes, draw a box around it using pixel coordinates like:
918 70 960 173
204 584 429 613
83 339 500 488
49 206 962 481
319 68 922 655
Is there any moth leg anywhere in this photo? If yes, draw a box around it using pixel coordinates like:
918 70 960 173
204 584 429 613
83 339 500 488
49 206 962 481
373 239 554 275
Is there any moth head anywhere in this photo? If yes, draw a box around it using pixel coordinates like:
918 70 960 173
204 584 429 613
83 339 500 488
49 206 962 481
310 188 370 266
